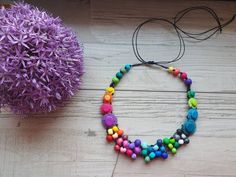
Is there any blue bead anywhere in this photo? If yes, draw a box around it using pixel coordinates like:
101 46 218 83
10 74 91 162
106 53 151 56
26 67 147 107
125 64 131 72
183 119 196 135
187 108 198 121
147 146 154 153
156 139 163 146
160 146 166 152
155 151 162 157
116 72 123 79
162 152 168 159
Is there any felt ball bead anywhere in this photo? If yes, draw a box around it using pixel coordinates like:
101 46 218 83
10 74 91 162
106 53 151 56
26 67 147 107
125 64 131 72
106 135 113 142
171 148 177 154
120 68 127 74
117 129 124 136
149 152 156 159
112 126 119 132
134 147 141 154
116 72 123 79
162 152 168 159
156 139 163 146
112 77 119 85
126 149 133 156
116 138 123 146
180 72 187 80
173 69 180 76
129 143 135 149
163 137 170 145
100 103 112 114
103 94 112 103
106 87 115 94
123 140 129 148
187 108 198 121
168 66 174 73
114 144 120 151
145 156 151 162
184 78 192 86
141 149 148 157
131 153 137 159
102 113 117 128
155 151 162 157
141 142 148 149
178 139 184 145
107 128 113 135
187 90 195 98
134 139 141 147
188 98 198 108
183 120 196 135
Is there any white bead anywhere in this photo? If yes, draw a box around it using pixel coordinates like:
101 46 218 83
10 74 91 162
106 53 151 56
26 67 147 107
181 134 187 139
178 139 184 145
112 133 118 139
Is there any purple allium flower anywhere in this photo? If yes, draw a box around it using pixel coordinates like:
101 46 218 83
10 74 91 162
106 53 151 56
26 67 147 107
0 2 84 114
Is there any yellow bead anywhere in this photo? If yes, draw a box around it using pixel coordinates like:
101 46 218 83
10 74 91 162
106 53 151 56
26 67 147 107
168 66 174 73
112 126 119 132
188 98 198 108
106 87 115 94
168 143 173 149
107 128 113 135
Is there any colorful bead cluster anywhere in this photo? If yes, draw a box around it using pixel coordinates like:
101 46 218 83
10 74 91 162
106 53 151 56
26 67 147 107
100 64 198 163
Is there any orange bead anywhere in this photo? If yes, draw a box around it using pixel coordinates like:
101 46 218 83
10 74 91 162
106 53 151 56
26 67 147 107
173 69 180 76
117 129 124 136
103 93 112 103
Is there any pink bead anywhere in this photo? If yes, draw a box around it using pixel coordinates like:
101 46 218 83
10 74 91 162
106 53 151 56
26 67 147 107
100 103 112 114
126 149 133 156
134 147 141 154
173 69 180 76
116 138 123 146
180 72 187 80
123 140 129 148
114 144 120 151
120 147 126 153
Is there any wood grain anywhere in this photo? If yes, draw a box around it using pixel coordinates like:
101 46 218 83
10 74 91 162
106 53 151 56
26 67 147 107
0 0 236 177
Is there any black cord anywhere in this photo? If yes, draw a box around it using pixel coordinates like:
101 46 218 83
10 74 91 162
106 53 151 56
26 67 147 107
132 6 236 69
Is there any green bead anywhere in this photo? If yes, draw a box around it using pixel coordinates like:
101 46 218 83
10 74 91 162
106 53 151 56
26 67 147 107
120 68 126 74
187 90 195 98
145 156 151 163
116 72 123 79
149 152 156 159
168 143 173 149
112 77 119 85
174 142 180 149
163 137 170 145
169 138 175 144
125 64 131 72
188 98 198 108
141 149 148 157
171 148 177 154
141 142 148 149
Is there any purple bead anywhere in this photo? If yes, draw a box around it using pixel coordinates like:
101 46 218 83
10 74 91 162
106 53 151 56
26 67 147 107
131 153 137 159
122 135 128 140
162 152 168 159
129 142 135 149
184 78 192 86
134 147 141 154
156 139 162 146
102 113 117 128
134 139 141 147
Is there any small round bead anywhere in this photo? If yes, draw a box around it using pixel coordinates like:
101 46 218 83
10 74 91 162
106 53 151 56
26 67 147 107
112 126 119 132
188 98 198 108
162 152 168 159
120 147 126 153
125 64 131 72
134 139 141 147
160 146 166 152
180 72 187 80
187 108 198 121
156 139 163 146
106 87 115 94
173 134 180 141
112 77 119 85
116 138 123 146
112 133 118 139
107 128 113 135
129 143 135 149
103 94 112 103
183 120 196 135
184 78 192 86
123 140 129 148
116 72 123 79
153 145 159 151
163 137 170 145
171 148 177 154
122 135 128 140
149 152 156 159
169 138 175 144
187 90 195 98
131 153 137 159
173 69 180 76
117 129 124 136
120 68 127 74
134 147 141 154
114 144 120 151
106 135 113 142
141 149 148 157
155 151 162 157
126 149 133 156
145 156 151 162
176 129 183 135
174 142 180 149
181 133 187 139
147 146 154 153
178 139 184 145
168 66 174 73
141 142 148 149
100 103 112 114
184 138 190 144
168 143 173 149
102 113 117 128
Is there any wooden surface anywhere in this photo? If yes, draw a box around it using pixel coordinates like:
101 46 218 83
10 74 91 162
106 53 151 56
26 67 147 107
0 0 236 176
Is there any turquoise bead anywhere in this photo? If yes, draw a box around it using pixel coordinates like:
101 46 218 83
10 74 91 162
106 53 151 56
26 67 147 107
149 152 156 159
125 64 131 72
145 156 151 162
187 108 198 121
120 68 126 74
141 142 148 149
153 145 159 151
116 72 123 79
183 119 196 135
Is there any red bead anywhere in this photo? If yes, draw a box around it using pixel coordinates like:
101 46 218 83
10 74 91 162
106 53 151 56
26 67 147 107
126 149 133 156
173 69 180 76
106 135 113 142
180 72 187 80
114 144 120 151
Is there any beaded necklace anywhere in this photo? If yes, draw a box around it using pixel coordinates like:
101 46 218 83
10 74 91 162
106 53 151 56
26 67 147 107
99 6 236 163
